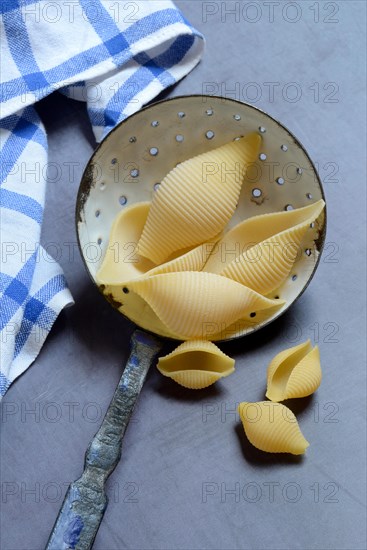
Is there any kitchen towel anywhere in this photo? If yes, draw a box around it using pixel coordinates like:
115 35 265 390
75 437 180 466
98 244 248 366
0 0 204 399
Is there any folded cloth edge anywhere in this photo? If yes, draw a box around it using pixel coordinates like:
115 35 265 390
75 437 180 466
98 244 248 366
0 1 205 400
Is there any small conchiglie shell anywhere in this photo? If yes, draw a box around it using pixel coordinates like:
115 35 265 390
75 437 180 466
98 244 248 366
238 401 309 455
137 133 261 264
266 340 322 402
204 199 325 276
127 272 284 340
219 200 325 295
157 340 235 389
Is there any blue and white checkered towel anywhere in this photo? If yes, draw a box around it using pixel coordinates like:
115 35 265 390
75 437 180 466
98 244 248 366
0 0 204 399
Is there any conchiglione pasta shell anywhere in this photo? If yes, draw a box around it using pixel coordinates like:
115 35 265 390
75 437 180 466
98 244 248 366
145 240 217 276
96 202 217 286
266 340 322 402
127 272 284 340
96 202 154 284
98 282 179 339
238 401 309 455
204 199 325 275
157 340 235 389
209 305 284 341
218 200 325 295
137 133 261 264
221 226 308 295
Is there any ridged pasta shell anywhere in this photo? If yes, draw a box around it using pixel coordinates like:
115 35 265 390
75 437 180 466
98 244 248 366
96 202 218 285
266 340 322 402
157 340 235 389
238 401 309 455
204 199 325 275
209 304 285 341
219 200 325 295
137 133 261 264
127 272 284 340
145 240 217 276
99 282 179 339
96 202 154 284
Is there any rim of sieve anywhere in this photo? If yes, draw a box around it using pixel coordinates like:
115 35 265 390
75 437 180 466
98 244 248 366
75 94 327 343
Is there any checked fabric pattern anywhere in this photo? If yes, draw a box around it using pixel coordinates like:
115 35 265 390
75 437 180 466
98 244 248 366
0 0 204 399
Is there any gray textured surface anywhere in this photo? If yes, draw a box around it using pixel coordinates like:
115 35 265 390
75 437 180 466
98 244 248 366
46 331 162 550
1 2 366 549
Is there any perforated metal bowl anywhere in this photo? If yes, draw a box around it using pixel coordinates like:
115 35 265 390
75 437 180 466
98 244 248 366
76 95 326 340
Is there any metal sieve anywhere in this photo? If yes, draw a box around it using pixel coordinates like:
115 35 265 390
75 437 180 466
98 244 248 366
76 94 326 339
47 96 326 549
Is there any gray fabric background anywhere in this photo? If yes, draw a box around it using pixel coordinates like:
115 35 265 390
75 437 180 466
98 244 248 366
1 2 366 549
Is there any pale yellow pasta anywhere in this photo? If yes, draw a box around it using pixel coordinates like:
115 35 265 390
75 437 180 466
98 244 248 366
145 239 217 276
99 281 179 339
96 202 218 285
209 306 285 341
137 133 261 264
157 340 235 389
218 200 325 295
238 401 309 455
126 272 284 340
204 199 325 275
266 340 322 402
97 203 216 339
96 202 154 284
